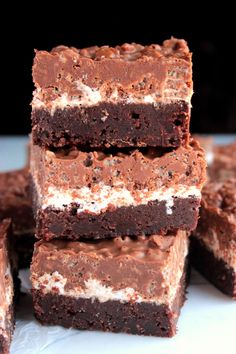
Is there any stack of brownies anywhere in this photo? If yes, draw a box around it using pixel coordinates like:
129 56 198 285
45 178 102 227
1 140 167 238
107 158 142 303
30 38 206 336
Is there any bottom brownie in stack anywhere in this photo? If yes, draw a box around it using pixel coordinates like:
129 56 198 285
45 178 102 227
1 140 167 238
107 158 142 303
191 179 236 299
31 230 188 337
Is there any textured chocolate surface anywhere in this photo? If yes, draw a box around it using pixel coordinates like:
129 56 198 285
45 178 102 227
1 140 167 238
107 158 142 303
0 168 35 235
35 196 200 241
196 179 236 250
0 220 15 354
33 38 191 100
0 316 12 354
0 306 13 354
190 237 236 299
32 38 192 148
32 101 190 148
31 230 187 301
30 138 206 193
209 142 236 181
192 178 236 295
200 178 236 219
31 232 188 336
31 138 206 240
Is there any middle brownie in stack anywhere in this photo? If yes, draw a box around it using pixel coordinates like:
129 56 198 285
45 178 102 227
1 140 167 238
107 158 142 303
31 139 205 241
30 38 206 336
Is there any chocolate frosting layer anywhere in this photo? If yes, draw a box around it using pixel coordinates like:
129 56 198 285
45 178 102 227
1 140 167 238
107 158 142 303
31 230 188 302
51 39 190 61
30 139 206 192
34 233 177 261
32 38 192 107
209 143 236 181
194 179 236 267
201 179 236 219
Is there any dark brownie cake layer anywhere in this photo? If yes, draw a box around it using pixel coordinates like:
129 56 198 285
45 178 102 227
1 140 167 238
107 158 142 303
32 38 192 149
32 267 187 337
190 237 236 299
36 196 200 241
32 101 189 148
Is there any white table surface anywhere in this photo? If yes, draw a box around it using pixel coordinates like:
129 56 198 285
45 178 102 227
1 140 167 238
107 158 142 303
0 135 236 354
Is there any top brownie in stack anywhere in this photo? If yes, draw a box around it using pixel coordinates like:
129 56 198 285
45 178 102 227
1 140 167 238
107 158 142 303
31 38 192 149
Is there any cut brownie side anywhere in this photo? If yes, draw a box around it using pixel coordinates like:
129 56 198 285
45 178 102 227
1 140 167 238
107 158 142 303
32 38 192 149
30 139 206 240
190 238 236 298
0 168 36 268
0 220 17 354
0 168 34 235
36 197 200 241
31 230 188 336
191 179 236 299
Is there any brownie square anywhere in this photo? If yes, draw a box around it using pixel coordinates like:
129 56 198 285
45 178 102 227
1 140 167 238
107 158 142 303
191 178 236 299
31 230 188 336
32 38 192 149
30 139 206 241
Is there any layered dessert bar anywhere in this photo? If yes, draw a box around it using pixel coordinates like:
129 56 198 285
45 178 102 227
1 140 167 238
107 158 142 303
191 178 236 299
30 139 206 241
0 168 35 268
0 220 17 353
31 230 188 337
32 38 192 149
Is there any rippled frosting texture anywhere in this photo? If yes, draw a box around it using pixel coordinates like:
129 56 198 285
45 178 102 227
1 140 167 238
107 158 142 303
209 143 236 181
202 179 236 223
31 230 188 302
194 178 236 269
30 139 206 192
32 38 192 106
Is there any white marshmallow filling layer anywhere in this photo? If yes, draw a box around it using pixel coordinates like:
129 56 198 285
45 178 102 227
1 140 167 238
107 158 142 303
31 234 188 306
39 184 201 216
32 79 192 115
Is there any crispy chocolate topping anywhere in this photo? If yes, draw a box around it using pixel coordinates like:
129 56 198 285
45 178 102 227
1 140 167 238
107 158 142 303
31 230 188 302
31 138 206 192
209 143 236 181
202 178 236 219
50 38 190 61
35 234 177 262
32 38 192 105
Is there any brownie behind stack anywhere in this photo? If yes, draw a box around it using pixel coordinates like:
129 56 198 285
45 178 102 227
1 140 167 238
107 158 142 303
191 142 236 299
30 38 206 336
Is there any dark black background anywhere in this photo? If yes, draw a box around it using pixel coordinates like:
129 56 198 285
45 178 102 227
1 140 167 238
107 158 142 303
2 8 236 135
